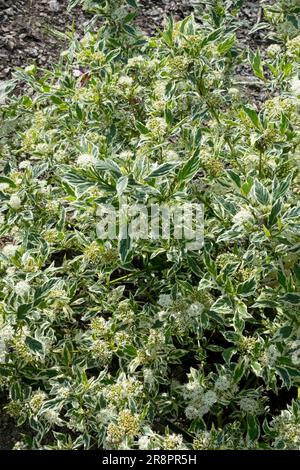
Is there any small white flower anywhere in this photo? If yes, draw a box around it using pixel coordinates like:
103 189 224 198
228 87 240 99
0 183 9 191
138 436 151 450
76 153 97 167
153 81 166 99
6 267 16 276
73 69 82 78
164 150 179 162
9 195 21 210
290 340 300 365
35 143 49 154
232 208 253 226
146 117 167 135
14 281 31 296
0 324 14 357
19 160 31 169
164 433 185 450
43 409 63 426
2 244 18 257
214 375 231 392
266 44 281 58
119 150 133 160
143 368 155 385
158 294 172 308
188 302 204 317
118 75 134 88
239 397 258 413
197 403 210 417
13 441 27 450
265 344 279 365
185 405 199 420
290 77 300 97
127 56 144 68
203 390 218 406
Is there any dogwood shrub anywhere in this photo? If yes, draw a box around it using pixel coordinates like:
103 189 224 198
0 0 300 450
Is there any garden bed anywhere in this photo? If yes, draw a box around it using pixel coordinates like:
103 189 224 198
0 0 299 452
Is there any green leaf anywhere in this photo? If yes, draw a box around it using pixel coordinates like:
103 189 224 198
243 106 261 129
75 103 83 121
210 297 232 314
227 170 241 188
136 121 150 134
17 303 32 319
57 207 66 231
268 199 282 226
217 34 235 55
116 176 128 196
146 162 178 179
176 147 201 186
201 27 223 47
164 106 173 125
294 265 300 283
95 159 122 177
233 358 247 383
217 228 244 243
262 419 277 438
263 224 271 238
277 325 293 339
119 232 132 264
63 171 96 196
272 173 293 200
280 293 300 305
237 277 257 296
25 336 44 356
276 366 298 389
253 179 269 205
250 50 265 81
247 415 260 441
106 49 121 63
0 176 17 188
241 177 253 196
50 95 64 105
125 0 138 7
34 279 59 305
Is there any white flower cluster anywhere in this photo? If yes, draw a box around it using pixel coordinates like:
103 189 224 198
270 408 300 449
232 208 254 226
42 409 63 426
187 302 204 317
238 397 259 414
214 375 231 392
14 280 31 296
146 117 167 136
0 324 14 360
290 77 300 98
266 44 281 59
9 195 22 210
19 160 31 169
163 433 186 450
118 75 134 88
127 56 144 68
2 244 18 258
261 344 280 366
76 153 97 167
289 340 300 365
158 294 172 308
138 435 151 450
0 183 9 191
184 380 218 419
